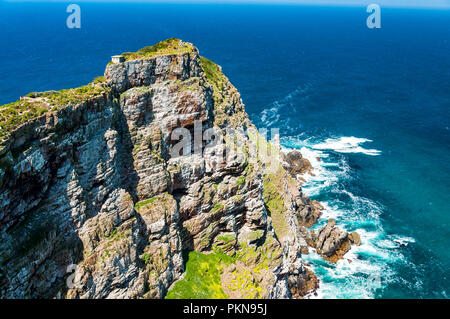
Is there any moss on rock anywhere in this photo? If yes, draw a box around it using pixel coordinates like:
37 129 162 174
166 235 282 299
165 251 233 299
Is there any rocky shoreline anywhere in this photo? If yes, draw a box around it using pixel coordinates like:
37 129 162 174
0 39 359 299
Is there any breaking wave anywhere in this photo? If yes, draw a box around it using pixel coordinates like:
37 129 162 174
281 135 412 299
312 136 382 156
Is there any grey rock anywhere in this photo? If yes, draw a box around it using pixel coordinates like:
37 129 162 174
0 40 324 299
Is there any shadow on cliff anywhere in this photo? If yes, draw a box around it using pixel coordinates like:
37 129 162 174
0 94 145 298
113 98 141 202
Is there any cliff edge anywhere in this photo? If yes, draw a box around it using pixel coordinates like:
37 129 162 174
0 38 357 299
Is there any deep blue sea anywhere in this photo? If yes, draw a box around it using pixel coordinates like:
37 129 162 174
0 2 449 298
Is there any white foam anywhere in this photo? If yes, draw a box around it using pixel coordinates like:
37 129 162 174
391 235 416 247
260 107 280 126
280 135 413 299
303 248 389 299
259 84 311 128
312 136 382 156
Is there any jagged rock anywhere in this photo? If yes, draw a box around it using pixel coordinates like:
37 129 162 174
316 219 348 256
307 219 361 263
293 268 319 298
349 232 361 246
0 38 345 299
295 202 322 228
281 150 313 178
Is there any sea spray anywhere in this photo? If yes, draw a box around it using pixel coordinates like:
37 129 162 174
281 135 410 298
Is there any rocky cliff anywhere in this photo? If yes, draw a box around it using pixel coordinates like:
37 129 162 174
0 38 358 299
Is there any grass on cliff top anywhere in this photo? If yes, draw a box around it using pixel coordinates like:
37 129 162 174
199 56 229 127
121 38 195 61
0 77 109 143
199 55 248 128
199 56 226 92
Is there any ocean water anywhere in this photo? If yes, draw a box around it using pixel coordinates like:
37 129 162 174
0 2 449 298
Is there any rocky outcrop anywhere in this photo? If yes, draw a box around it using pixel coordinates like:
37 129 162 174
295 199 322 228
306 219 360 263
349 231 361 246
281 150 313 178
0 39 358 299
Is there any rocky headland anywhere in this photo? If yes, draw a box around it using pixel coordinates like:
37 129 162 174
0 38 359 299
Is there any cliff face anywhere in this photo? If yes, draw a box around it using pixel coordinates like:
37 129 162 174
0 39 354 299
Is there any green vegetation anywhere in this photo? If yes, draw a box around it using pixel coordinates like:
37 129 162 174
165 251 233 299
226 269 263 299
263 172 288 239
199 56 226 93
216 233 236 244
166 239 281 299
199 56 247 128
93 76 105 84
236 176 245 186
0 78 110 143
0 100 48 142
121 38 195 61
134 197 157 211
199 56 229 127
141 253 151 265
25 91 57 98
150 150 165 163
213 203 224 212
176 78 200 92
233 242 275 275
106 228 118 239
247 129 288 240
213 232 237 255
120 86 152 99
44 84 109 107
248 230 264 242
133 144 142 151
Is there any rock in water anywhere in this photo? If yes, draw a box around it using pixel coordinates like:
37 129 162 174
281 150 313 178
349 232 362 246
309 219 361 263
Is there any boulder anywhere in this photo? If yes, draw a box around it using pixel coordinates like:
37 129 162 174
281 150 313 178
349 232 361 246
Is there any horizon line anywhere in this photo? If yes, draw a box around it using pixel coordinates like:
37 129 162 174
4 0 450 10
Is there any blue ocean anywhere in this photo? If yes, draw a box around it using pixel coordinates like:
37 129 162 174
0 2 449 298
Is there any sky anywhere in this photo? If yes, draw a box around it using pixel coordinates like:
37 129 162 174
5 0 450 9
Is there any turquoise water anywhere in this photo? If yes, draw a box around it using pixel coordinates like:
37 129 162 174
0 2 448 298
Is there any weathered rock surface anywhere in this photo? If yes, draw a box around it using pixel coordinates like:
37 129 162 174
281 150 313 178
0 39 357 299
307 219 360 263
295 199 322 228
